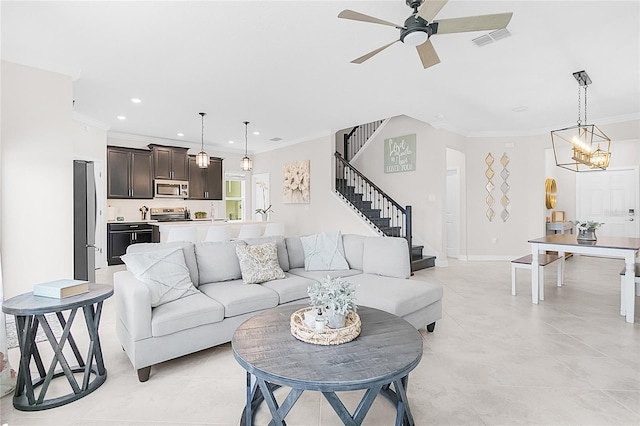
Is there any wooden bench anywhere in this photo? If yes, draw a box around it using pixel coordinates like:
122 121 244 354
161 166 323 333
619 263 640 316
511 254 563 299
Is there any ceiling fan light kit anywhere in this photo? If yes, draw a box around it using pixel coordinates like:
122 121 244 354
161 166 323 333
338 0 513 69
400 15 432 46
551 70 611 172
196 112 210 169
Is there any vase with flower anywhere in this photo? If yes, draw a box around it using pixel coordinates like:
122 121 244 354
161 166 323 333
255 181 273 221
575 220 603 242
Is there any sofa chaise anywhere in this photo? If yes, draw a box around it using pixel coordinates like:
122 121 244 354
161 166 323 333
113 233 443 382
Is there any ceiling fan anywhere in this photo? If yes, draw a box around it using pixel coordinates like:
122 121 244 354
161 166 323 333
338 0 513 69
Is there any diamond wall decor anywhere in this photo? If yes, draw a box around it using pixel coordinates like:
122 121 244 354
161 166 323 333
500 152 510 222
485 153 495 221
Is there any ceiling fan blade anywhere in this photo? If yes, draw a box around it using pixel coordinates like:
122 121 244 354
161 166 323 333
417 0 448 23
416 39 441 69
338 10 402 28
433 12 513 34
351 40 399 64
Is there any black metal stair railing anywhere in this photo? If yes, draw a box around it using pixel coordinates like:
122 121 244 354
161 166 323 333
343 119 385 161
335 152 412 251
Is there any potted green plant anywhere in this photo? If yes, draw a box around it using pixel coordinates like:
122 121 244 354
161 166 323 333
255 205 273 221
307 276 357 328
575 220 603 241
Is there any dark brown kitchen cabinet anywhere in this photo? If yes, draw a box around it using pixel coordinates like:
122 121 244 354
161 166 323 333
188 156 223 200
107 223 153 265
149 145 189 180
107 147 153 199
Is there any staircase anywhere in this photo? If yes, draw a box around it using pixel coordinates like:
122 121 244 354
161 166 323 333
335 152 435 272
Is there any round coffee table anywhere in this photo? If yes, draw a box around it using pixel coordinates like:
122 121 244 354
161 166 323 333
2 284 113 411
232 305 423 425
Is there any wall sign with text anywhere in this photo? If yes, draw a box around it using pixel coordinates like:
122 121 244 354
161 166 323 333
384 134 416 173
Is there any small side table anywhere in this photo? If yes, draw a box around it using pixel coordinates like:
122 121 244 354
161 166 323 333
2 284 113 411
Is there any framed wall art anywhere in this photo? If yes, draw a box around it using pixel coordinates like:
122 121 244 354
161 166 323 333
283 160 310 204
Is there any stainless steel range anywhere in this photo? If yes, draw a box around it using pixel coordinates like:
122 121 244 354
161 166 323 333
150 207 190 222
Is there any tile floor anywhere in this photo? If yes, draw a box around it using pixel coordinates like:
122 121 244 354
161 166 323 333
1 255 639 425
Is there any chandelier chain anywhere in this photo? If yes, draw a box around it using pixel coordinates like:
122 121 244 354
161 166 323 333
584 85 588 125
577 84 582 126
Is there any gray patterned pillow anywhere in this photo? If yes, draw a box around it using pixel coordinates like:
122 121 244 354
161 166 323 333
235 242 286 284
121 246 199 307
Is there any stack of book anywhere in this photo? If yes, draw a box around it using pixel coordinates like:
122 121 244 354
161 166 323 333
33 279 90 299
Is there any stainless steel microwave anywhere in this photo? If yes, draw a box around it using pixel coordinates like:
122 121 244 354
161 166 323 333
154 179 189 198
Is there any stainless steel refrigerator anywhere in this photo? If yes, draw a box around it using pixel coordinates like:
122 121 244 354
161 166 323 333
73 160 97 282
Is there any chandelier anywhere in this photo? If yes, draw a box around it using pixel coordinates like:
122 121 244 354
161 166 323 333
195 112 210 168
551 70 611 172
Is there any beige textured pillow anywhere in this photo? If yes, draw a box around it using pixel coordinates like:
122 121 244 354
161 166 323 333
235 242 286 284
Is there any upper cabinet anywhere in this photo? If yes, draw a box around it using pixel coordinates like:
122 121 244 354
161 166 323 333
188 156 223 200
107 147 153 199
149 145 189 180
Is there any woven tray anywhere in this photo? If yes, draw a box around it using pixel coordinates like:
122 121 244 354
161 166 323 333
290 307 361 346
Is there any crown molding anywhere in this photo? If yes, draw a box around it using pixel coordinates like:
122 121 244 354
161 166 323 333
431 112 640 139
73 112 111 131
251 129 333 154
107 131 245 156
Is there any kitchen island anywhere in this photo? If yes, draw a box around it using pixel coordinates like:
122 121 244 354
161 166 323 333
151 220 272 242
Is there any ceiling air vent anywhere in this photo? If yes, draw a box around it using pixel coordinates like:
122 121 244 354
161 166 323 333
472 28 511 47
472 34 493 47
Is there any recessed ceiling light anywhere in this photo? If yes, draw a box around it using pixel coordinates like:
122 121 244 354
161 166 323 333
117 115 126 120
177 133 184 137
513 105 529 112
131 98 142 104
228 140 234 144
253 131 260 135
435 114 445 119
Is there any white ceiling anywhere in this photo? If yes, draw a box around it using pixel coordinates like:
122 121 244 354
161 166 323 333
2 1 639 154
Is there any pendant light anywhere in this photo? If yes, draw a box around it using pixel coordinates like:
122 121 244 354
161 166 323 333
195 112 210 169
240 121 252 171
551 70 611 172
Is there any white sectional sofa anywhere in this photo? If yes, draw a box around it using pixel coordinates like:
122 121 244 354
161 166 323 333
113 234 443 382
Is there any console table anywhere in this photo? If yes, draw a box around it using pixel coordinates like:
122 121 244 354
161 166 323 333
528 235 640 323
2 284 113 410
232 305 423 425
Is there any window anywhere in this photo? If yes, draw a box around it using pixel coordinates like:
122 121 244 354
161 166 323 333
225 172 246 221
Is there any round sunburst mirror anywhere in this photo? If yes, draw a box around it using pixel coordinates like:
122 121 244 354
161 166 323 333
545 178 557 209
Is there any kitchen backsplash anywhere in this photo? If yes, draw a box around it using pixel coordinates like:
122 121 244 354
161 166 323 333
107 198 226 222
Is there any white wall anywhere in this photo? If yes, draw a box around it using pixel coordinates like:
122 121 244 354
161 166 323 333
466 134 549 259
251 135 375 237
350 115 466 263
468 119 640 259
1 61 74 298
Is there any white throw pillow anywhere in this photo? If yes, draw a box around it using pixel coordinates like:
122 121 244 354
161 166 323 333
300 230 349 271
121 246 199 307
235 242 286 284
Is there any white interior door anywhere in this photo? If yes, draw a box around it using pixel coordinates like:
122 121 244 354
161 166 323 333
576 167 639 237
446 168 460 257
